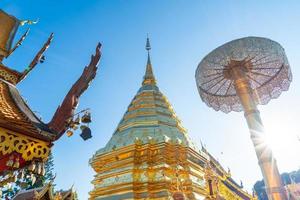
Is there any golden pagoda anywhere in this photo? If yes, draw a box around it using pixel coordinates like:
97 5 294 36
89 38 256 200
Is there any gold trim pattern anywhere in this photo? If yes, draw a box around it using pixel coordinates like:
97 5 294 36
0 128 50 161
0 66 18 84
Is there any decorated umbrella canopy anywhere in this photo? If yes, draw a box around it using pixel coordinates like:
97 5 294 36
196 37 292 200
196 37 292 113
0 9 101 186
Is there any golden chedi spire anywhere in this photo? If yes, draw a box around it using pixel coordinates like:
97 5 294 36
89 38 255 200
143 37 156 86
89 38 200 200
94 36 191 154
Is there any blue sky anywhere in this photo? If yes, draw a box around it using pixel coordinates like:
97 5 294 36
2 1 300 199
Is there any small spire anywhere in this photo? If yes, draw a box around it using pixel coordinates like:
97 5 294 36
143 36 156 85
146 36 152 66
146 36 151 51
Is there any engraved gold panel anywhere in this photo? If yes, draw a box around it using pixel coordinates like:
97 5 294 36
0 127 50 161
0 66 18 84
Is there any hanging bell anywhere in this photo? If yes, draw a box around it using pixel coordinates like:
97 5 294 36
40 55 45 63
80 125 92 141
6 159 13 167
6 156 14 167
66 118 72 125
31 174 36 185
69 121 78 130
66 130 74 137
81 111 92 123
28 162 36 172
35 162 42 175
13 157 20 168
40 163 45 176
74 115 81 125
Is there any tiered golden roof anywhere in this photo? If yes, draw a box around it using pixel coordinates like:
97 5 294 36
89 39 256 200
0 81 55 140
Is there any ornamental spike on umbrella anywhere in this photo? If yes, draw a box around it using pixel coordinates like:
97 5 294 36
195 37 292 200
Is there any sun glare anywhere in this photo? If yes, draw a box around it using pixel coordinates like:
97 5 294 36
264 116 300 171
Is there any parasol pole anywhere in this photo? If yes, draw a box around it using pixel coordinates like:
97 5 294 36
233 67 287 200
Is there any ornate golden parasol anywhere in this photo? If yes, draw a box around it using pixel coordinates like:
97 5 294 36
195 37 292 200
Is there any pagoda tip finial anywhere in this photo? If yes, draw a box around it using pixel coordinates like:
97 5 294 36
145 35 151 66
142 35 156 85
146 35 151 51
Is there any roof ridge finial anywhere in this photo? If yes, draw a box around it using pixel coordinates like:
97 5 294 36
143 35 156 86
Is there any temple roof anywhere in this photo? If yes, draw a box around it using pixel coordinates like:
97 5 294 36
202 146 253 200
0 9 101 143
94 38 198 155
12 187 45 200
12 182 52 200
0 10 56 141
12 182 76 200
0 79 56 141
